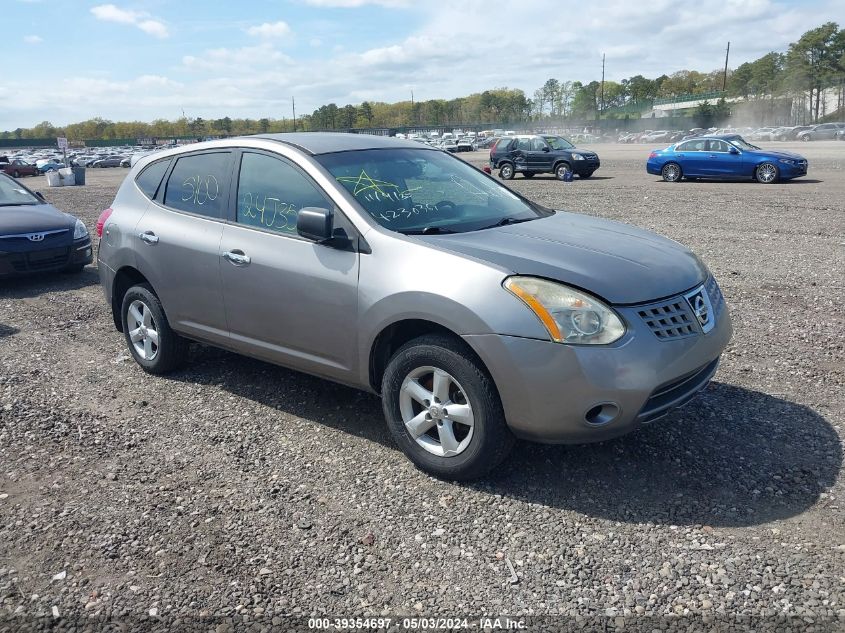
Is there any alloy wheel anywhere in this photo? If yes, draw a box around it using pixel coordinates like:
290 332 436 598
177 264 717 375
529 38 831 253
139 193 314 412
662 163 680 182
127 299 159 361
399 366 475 457
757 163 777 184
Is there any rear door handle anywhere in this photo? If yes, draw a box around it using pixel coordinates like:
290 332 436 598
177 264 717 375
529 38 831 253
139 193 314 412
138 231 159 244
223 250 251 266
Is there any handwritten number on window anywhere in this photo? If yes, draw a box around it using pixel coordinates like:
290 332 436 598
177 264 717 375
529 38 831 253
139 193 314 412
182 175 219 206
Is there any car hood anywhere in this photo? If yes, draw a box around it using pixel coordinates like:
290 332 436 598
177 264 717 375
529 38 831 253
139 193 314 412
419 212 707 305
749 149 805 160
0 203 74 235
570 148 598 157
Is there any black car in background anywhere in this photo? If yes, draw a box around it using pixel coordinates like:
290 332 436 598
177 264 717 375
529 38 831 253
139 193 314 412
0 173 92 277
489 134 600 180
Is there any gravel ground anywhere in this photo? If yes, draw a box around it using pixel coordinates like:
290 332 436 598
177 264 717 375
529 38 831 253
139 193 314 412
1 142 843 631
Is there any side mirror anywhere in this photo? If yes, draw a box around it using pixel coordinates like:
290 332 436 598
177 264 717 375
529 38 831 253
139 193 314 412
542 146 550 152
297 207 333 242
729 146 739 155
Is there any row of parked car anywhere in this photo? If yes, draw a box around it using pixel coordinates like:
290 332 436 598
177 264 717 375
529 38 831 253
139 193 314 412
619 122 845 144
0 146 166 178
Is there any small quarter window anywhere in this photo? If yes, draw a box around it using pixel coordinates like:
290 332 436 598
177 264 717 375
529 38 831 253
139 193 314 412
134 159 170 200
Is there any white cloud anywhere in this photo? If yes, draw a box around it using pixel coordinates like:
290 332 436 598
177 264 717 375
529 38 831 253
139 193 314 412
23 35 43 44
246 21 292 38
90 4 169 38
183 43 292 72
304 0 411 6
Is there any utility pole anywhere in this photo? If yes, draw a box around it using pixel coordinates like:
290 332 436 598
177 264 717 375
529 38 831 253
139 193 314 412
292 97 297 132
722 42 730 91
599 53 606 121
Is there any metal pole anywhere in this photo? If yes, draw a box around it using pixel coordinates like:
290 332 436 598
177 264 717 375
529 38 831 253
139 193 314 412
292 97 297 132
600 53 605 120
722 42 730 91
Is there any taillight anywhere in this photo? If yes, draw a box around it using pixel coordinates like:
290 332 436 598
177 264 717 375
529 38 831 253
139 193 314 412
96 208 113 238
648 152 658 159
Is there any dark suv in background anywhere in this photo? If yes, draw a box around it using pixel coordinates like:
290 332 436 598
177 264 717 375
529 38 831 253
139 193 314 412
490 135 600 180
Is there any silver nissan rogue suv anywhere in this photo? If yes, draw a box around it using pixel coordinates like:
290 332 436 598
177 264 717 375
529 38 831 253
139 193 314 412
97 133 732 480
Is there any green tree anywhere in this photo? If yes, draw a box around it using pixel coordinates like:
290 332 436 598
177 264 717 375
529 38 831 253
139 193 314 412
786 22 844 121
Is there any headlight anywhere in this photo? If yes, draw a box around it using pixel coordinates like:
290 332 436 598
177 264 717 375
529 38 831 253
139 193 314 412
73 219 88 239
504 276 625 345
779 158 795 165
571 153 585 161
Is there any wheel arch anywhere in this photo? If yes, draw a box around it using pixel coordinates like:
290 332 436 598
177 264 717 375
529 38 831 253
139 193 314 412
552 159 571 172
111 266 151 332
368 318 493 395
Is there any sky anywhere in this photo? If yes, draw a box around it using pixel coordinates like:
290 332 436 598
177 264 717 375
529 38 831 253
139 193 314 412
3 0 844 130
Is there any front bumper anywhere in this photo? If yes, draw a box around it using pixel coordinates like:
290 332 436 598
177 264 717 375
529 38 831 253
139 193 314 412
464 284 733 444
570 159 600 175
0 236 92 277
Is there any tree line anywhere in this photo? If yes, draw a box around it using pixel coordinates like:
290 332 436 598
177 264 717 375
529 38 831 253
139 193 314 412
3 21 842 141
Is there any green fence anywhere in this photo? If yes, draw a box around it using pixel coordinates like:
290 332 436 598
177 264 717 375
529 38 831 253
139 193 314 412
0 138 57 148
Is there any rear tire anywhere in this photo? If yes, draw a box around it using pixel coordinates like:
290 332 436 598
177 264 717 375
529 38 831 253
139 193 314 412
499 163 515 180
381 334 514 481
661 162 682 182
120 284 187 374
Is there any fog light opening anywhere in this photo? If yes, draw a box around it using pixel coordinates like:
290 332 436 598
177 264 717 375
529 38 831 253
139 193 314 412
585 403 620 426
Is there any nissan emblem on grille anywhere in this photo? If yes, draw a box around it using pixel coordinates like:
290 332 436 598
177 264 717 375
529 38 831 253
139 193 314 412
27 233 46 242
684 285 716 334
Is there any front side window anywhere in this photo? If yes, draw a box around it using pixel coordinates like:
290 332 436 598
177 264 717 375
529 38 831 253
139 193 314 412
236 152 330 235
531 138 548 151
708 140 729 152
163 152 230 219
543 136 575 150
318 148 549 234
135 159 171 200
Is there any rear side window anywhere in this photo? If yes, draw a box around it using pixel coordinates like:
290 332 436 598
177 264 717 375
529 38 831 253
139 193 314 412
134 159 170 200
163 152 230 219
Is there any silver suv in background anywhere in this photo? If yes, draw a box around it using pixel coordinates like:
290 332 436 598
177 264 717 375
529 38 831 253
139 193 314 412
97 133 731 480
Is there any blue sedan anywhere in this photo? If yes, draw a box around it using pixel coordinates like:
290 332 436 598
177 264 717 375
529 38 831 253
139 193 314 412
646 134 808 184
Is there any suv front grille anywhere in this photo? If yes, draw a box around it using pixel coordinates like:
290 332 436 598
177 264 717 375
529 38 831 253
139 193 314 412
638 276 725 341
637 299 697 340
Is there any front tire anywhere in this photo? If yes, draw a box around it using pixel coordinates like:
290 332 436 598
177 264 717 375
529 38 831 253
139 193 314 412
120 284 187 374
499 163 514 180
554 162 571 180
661 162 682 182
381 334 514 481
756 162 779 184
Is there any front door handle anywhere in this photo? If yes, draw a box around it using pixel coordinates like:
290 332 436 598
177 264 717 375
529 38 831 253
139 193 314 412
223 250 251 266
138 231 159 244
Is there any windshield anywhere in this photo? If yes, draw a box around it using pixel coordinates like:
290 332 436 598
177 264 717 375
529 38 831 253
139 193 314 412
317 148 548 234
728 136 761 151
543 136 575 150
0 176 41 207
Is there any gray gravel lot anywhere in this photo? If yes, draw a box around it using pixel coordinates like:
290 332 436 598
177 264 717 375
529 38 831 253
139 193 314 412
1 142 843 630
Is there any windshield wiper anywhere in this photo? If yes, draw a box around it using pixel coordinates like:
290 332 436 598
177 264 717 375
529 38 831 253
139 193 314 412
479 216 535 230
402 226 458 235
